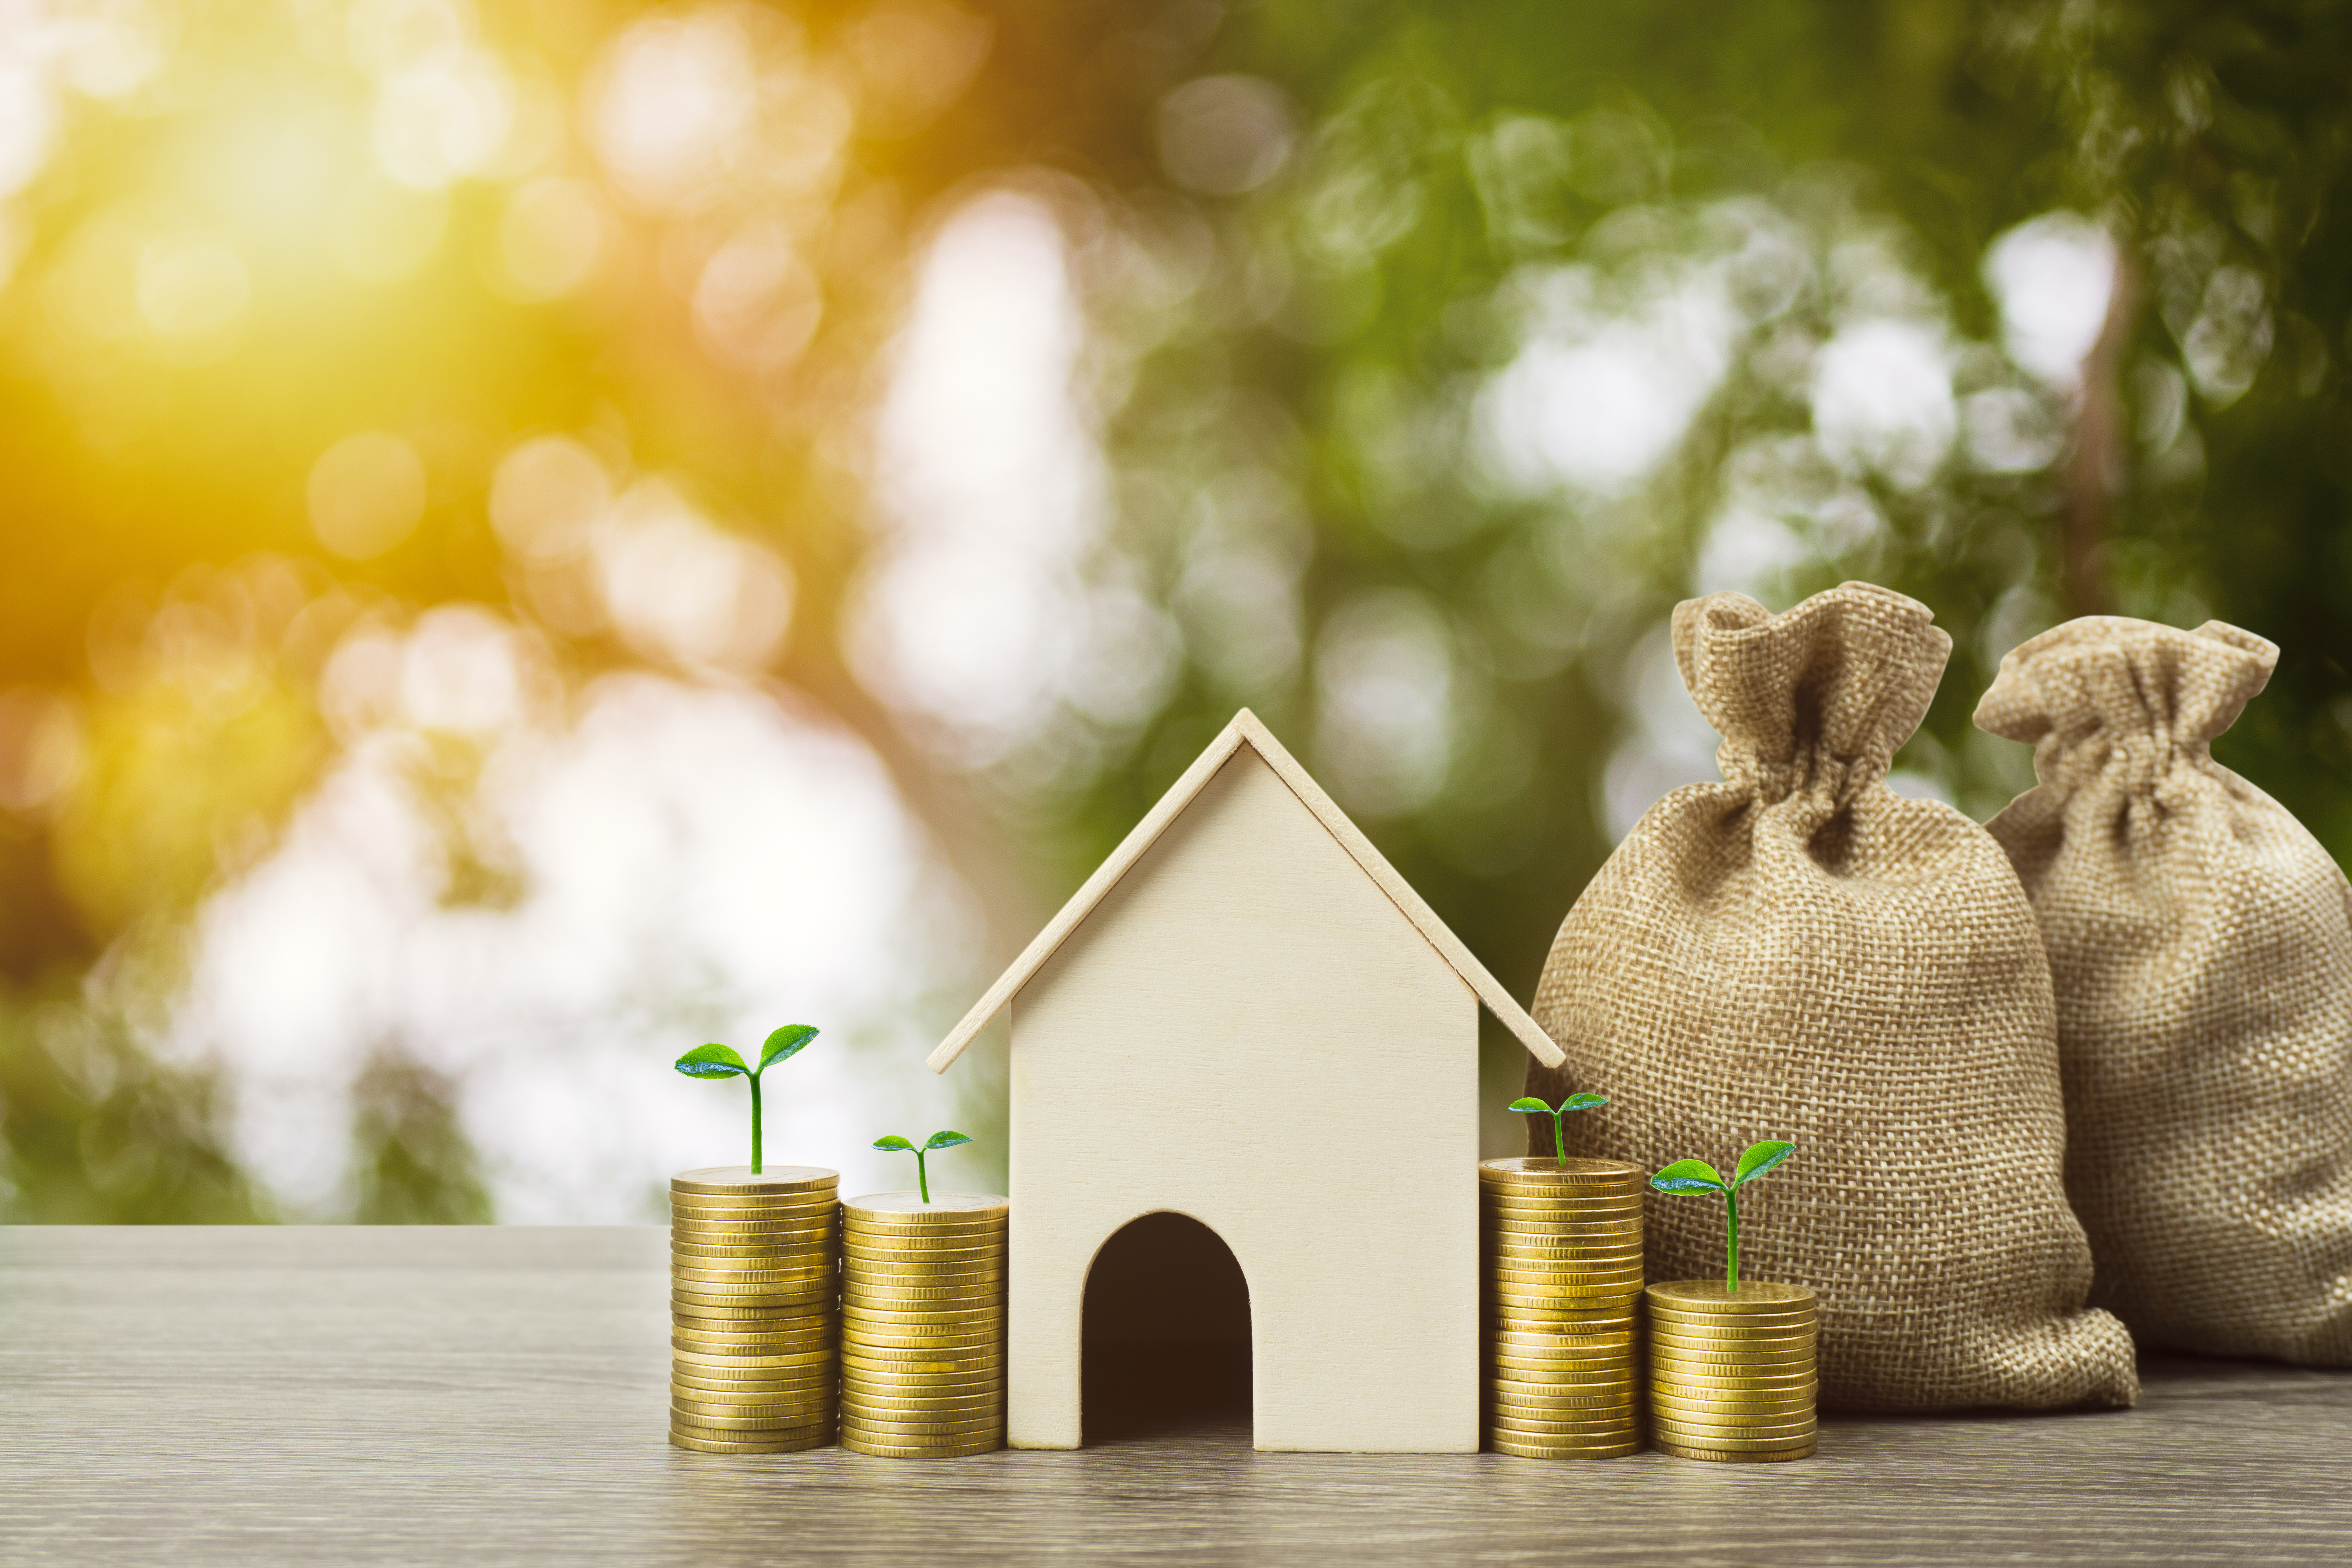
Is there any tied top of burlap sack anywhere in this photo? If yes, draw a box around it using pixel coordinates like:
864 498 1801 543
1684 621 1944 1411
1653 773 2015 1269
1673 581 1951 808
1974 617 2279 792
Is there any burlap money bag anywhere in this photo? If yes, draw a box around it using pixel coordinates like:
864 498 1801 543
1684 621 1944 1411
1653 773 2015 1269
1524 581 2138 1412
1976 617 2352 1364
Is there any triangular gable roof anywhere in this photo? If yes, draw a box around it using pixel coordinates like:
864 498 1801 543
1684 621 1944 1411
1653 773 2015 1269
927 709 1565 1073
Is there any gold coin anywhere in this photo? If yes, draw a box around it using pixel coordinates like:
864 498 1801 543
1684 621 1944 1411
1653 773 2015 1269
1490 1326 1637 1347
842 1409 1003 1434
841 1249 1002 1269
845 1291 1003 1311
674 1374 835 1399
842 1227 1009 1248
1486 1382 1637 1410
1490 1334 1636 1356
1481 1155 1645 1177
1651 1389 1816 1415
671 1205 837 1227
1653 1438 1814 1463
844 1192 1009 1218
668 1194 842 1222
1650 1378 1818 1401
844 1270 1005 1291
1489 1415 1642 1437
1653 1416 1817 1442
1490 1240 1646 1259
1485 1202 1646 1221
1491 1270 1646 1291
1646 1345 1806 1363
840 1434 999 1459
845 1272 1004 1291
841 1261 1003 1282
671 1398 834 1424
1650 1424 1817 1451
670 1290 835 1311
842 1394 1002 1416
1648 1331 1815 1352
673 1259 837 1280
844 1359 1005 1382
1651 1392 1816 1420
673 1164 840 1194
1649 1363 1817 1386
669 1428 834 1454
1489 1311 1638 1332
1647 1279 1813 1308
1646 1316 1817 1339
672 1204 839 1229
1489 1392 1637 1415
843 1338 1004 1361
1490 1437 1644 1461
672 1303 833 1324
673 1330 838 1354
1646 1298 1806 1326
844 1302 1006 1323
674 1340 835 1365
1489 1357 1635 1381
1492 1353 1636 1375
673 1270 836 1292
1648 1323 1816 1346
1491 1367 1637 1390
671 1406 836 1434
844 1332 1002 1355
844 1374 1004 1398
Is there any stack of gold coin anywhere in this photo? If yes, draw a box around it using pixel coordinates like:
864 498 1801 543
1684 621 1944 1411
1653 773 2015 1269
1481 1156 1646 1460
839 1192 1007 1459
669 1166 840 1454
1646 1280 1817 1462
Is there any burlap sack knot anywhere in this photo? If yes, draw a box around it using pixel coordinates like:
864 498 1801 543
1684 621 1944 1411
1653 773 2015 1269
1979 616 2352 1365
1528 581 2140 1412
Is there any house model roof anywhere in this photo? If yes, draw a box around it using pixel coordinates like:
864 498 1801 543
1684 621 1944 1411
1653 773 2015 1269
927 708 1566 1073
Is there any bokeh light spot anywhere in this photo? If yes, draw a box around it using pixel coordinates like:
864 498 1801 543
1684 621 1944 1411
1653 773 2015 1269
308 432 428 560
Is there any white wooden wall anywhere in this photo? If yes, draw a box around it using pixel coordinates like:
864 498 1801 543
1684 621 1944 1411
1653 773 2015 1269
1006 746 1480 1452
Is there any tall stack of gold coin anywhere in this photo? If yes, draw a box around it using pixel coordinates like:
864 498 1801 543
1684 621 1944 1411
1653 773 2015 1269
840 1192 1008 1458
669 1166 841 1454
1481 1156 1647 1459
1646 1280 1817 1462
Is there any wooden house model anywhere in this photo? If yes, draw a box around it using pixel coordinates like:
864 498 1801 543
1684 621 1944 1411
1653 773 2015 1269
927 710 1564 1452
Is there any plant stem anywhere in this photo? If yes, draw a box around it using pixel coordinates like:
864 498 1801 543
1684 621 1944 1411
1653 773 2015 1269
1551 1110 1566 1165
749 1073 763 1175
1724 1188 1740 1294
915 1150 930 1205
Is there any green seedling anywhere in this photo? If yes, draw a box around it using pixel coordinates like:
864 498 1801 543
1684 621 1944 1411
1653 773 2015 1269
1508 1091 1610 1163
873 1129 972 1204
1650 1140 1796 1293
673 1025 817 1174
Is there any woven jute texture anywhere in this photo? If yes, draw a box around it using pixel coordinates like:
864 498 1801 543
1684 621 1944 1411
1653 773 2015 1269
1525 582 2138 1413
1977 616 2352 1365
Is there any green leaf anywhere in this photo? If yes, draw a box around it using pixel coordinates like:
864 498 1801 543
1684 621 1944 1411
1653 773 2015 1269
675 1043 749 1078
758 1024 818 1072
1650 1158 1726 1194
872 1135 916 1152
1559 1092 1610 1113
924 1130 973 1152
1732 1140 1796 1188
1506 1097 1552 1113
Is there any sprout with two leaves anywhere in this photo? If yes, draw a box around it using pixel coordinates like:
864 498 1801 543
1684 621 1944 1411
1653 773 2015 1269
672 1025 817 1175
1649 1140 1795 1293
1508 1091 1610 1163
873 1130 972 1204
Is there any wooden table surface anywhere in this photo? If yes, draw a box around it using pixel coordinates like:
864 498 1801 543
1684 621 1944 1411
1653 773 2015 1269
3 1227 2347 1566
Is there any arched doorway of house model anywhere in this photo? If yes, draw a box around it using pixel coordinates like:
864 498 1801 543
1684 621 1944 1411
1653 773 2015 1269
1080 1211 1252 1445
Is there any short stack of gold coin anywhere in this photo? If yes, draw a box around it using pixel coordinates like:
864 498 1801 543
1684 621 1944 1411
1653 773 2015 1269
669 1166 840 1454
840 1192 1007 1458
1481 1156 1647 1459
1646 1280 1817 1462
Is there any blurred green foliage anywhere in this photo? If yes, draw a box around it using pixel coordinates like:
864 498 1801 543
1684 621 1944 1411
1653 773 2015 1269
2 0 2346 1219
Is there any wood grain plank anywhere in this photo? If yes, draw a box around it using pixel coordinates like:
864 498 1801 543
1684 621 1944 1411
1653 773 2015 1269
3 1227 2348 1567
